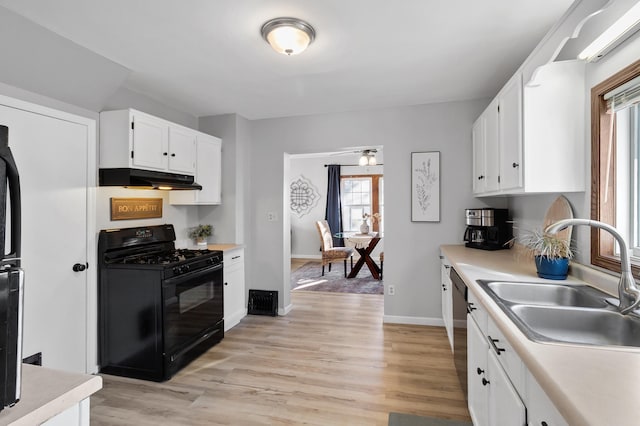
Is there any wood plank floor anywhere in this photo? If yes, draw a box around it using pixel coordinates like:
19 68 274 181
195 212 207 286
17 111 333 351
90 292 470 425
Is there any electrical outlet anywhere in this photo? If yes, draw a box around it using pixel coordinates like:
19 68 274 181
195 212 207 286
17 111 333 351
267 212 277 222
388 285 395 296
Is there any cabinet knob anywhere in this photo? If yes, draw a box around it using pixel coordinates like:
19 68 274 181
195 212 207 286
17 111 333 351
541 422 548 426
224 282 228 286
163 152 168 156
468 303 477 312
442 285 447 291
73 263 87 272
478 175 485 180
476 367 484 375
482 378 490 386
171 153 176 157
512 162 519 168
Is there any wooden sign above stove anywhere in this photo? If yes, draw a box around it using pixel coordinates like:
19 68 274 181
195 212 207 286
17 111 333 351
110 197 162 220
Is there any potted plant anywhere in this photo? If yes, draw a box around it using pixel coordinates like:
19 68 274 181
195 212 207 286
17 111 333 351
189 224 213 247
519 229 574 280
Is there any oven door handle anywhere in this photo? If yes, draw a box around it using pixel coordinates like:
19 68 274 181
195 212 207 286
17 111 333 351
163 263 223 286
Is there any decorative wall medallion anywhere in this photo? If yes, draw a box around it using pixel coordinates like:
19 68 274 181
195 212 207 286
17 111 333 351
290 175 320 217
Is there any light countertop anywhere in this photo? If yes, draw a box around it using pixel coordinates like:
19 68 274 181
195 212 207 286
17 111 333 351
0 364 102 425
440 244 640 426
207 243 243 252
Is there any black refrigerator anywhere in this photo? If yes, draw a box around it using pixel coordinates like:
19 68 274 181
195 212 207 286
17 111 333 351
0 125 24 411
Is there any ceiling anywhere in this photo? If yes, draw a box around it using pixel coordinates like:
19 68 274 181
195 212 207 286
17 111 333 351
0 0 575 120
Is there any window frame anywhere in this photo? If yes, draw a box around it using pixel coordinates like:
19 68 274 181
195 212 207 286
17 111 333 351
591 58 640 277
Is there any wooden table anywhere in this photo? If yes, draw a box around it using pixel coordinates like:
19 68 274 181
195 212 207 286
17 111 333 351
338 232 382 280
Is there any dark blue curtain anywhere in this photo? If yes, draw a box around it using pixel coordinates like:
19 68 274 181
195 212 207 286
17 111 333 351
325 165 344 247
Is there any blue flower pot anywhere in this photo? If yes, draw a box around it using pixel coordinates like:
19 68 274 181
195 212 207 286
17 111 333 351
534 256 569 280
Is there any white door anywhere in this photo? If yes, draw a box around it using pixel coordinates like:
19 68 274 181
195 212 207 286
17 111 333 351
0 103 90 373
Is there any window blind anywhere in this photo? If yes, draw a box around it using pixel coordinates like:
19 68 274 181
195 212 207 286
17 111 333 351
605 74 640 112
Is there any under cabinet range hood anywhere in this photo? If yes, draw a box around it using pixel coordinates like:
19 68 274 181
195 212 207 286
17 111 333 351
99 168 202 190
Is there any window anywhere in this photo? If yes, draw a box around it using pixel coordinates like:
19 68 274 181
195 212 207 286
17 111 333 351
592 59 640 276
341 175 383 232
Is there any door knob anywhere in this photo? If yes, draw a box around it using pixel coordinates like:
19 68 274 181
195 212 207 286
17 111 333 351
73 263 87 272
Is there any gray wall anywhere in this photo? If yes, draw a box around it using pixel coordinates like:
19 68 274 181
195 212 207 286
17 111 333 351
508 30 640 267
248 100 489 321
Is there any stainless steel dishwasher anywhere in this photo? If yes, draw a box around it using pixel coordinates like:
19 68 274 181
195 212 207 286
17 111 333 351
450 267 468 398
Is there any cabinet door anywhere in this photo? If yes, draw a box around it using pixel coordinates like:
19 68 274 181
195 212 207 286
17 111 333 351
168 126 196 174
224 249 246 331
196 135 221 204
499 73 523 191
440 257 453 350
472 116 486 194
131 113 168 171
467 317 489 426
484 99 500 192
526 371 568 426
488 351 526 426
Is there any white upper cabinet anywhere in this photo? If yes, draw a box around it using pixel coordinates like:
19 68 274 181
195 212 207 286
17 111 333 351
472 60 585 196
100 109 196 175
170 133 222 205
472 116 486 195
168 125 197 174
484 98 501 193
498 73 523 191
130 113 168 171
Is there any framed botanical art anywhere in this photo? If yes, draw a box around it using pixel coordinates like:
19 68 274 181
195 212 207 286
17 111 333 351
411 151 440 222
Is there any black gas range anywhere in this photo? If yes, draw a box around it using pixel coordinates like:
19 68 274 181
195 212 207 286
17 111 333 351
98 224 224 381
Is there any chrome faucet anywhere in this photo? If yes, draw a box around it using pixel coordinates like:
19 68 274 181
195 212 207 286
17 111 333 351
545 218 640 315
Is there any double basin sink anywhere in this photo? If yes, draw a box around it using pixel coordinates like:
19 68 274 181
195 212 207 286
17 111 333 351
477 280 640 348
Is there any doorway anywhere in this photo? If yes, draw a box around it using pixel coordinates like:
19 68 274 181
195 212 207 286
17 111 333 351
287 148 384 295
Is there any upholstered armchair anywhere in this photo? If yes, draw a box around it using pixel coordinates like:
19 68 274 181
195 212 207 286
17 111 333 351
315 220 353 277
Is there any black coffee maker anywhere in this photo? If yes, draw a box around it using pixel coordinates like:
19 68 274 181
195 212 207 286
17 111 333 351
463 208 512 250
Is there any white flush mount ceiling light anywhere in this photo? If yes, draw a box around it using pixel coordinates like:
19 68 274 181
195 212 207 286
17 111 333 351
359 149 377 166
578 2 640 62
261 17 316 56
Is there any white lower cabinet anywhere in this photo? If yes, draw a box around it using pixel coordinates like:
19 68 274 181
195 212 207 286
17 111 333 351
223 248 246 331
468 307 564 426
525 371 568 426
468 314 525 426
487 350 526 425
42 398 89 426
468 317 489 426
440 254 453 350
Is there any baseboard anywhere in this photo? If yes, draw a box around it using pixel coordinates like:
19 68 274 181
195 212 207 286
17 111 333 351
279 303 293 316
225 309 248 332
291 254 321 260
383 315 444 326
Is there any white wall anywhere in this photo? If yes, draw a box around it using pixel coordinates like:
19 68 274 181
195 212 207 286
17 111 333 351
508 17 640 267
248 100 487 320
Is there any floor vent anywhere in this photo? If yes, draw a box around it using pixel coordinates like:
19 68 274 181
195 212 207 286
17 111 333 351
248 290 278 316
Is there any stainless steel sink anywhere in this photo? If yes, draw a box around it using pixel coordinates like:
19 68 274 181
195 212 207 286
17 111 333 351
476 279 640 348
510 305 640 347
481 281 609 308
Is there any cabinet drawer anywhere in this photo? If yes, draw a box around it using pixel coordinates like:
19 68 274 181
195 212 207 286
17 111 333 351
487 318 525 396
468 290 487 334
224 248 244 269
